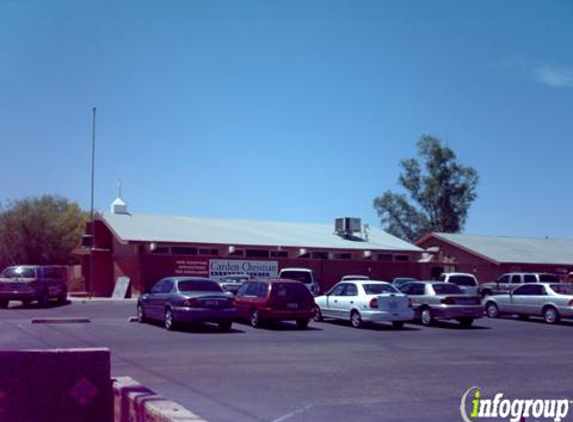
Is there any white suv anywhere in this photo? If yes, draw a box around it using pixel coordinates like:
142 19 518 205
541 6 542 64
438 273 479 296
278 268 321 295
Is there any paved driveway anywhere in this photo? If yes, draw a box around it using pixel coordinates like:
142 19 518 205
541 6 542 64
1 300 572 422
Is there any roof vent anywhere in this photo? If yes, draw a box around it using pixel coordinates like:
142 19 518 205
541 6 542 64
335 217 362 238
111 180 129 215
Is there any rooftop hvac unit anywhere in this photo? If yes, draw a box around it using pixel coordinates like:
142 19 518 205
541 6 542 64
335 217 362 237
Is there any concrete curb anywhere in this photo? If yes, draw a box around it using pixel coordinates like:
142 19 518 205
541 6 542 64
113 376 209 422
31 317 91 324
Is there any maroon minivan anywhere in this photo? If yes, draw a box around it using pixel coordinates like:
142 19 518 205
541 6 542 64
234 279 315 329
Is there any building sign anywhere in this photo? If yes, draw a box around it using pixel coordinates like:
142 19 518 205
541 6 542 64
209 259 279 281
174 259 209 276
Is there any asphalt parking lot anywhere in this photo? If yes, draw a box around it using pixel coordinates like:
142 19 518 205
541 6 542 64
1 300 573 422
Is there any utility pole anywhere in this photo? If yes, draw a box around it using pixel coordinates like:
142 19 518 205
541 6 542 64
89 107 96 297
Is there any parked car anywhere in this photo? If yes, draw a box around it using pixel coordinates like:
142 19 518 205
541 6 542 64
234 279 315 329
398 281 483 327
278 268 320 295
218 274 250 295
438 273 479 296
136 277 236 331
0 265 68 308
313 280 414 329
483 283 573 324
339 275 370 282
479 272 560 297
392 277 418 289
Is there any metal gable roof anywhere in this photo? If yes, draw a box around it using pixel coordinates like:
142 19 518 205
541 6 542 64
100 212 422 252
431 233 573 265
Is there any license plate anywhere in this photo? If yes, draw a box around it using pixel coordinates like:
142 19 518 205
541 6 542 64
48 287 61 295
462 308 474 315
287 303 299 309
205 300 220 307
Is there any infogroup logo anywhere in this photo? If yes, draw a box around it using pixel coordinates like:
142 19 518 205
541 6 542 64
460 387 571 422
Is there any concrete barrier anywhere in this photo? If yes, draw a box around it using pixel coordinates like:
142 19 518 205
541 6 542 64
0 348 112 422
113 376 208 422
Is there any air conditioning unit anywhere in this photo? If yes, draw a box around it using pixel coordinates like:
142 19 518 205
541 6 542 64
335 217 362 237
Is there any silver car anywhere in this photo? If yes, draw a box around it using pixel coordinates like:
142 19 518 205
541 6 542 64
313 280 414 329
399 281 483 327
483 282 573 324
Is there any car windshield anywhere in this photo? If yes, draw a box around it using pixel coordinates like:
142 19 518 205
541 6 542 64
432 283 463 295
448 276 477 286
363 283 399 295
549 284 573 295
1 266 35 278
280 271 312 284
177 280 222 292
539 274 559 283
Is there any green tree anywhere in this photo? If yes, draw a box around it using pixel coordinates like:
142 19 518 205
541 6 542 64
0 195 88 267
373 135 479 242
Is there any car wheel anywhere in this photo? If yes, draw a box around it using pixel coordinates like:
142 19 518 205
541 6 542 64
38 292 49 307
296 319 310 329
312 306 323 322
392 321 404 329
218 320 233 332
164 308 176 331
420 308 434 326
485 302 500 318
350 310 363 328
0 300 8 309
543 306 560 324
57 289 67 304
136 303 147 323
250 309 262 328
458 318 474 327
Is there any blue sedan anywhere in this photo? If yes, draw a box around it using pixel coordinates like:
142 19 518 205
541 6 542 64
137 277 237 331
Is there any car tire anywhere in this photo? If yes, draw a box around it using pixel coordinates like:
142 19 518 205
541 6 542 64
392 321 404 329
458 318 474 327
0 300 8 309
350 310 363 328
250 309 262 328
296 319 310 330
136 303 147 323
485 302 500 319
543 306 560 324
312 306 323 322
38 292 49 308
420 307 434 326
219 320 233 332
57 289 67 304
164 308 176 331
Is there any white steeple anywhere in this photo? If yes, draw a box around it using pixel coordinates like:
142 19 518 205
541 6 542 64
111 180 128 214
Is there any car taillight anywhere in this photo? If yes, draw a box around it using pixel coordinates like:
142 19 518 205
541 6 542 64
369 298 378 309
441 297 455 305
228 297 235 307
568 299 573 307
183 298 199 307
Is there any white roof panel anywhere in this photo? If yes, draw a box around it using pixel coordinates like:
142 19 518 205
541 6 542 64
101 213 422 252
433 233 573 265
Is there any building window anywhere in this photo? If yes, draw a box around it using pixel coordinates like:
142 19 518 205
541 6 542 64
198 248 219 256
229 249 245 257
377 254 393 262
151 246 169 254
334 253 351 260
246 249 270 258
395 255 410 262
137 245 146 254
172 247 198 255
270 250 288 258
311 252 329 260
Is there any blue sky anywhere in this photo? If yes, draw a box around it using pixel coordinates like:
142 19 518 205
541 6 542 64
1 0 572 239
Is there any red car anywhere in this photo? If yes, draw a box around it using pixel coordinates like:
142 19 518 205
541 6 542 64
234 279 315 329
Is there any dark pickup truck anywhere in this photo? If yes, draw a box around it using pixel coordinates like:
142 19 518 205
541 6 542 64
0 265 68 308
